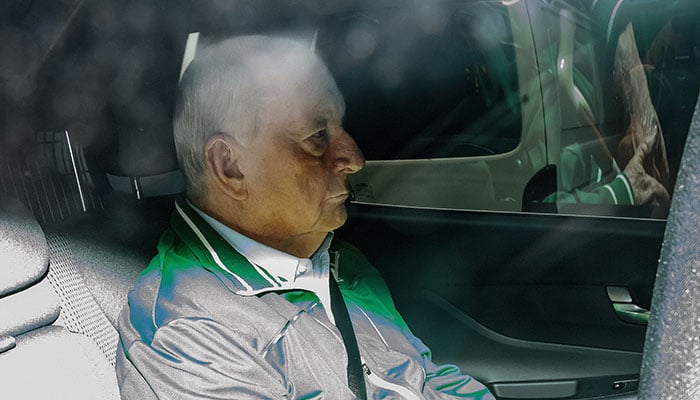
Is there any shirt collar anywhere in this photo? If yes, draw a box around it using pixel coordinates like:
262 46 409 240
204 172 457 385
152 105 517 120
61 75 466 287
188 200 333 289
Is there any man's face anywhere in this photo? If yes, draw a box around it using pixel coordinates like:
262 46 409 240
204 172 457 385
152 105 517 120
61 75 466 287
239 56 364 242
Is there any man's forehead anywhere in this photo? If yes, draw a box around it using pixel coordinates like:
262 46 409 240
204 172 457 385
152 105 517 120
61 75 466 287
261 85 344 137
311 77 345 115
256 57 344 123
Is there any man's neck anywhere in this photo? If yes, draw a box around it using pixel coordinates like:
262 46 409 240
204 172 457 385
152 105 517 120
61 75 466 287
191 197 326 258
256 232 328 258
238 229 326 258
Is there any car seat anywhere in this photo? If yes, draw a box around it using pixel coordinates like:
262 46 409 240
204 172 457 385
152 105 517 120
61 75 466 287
0 193 120 399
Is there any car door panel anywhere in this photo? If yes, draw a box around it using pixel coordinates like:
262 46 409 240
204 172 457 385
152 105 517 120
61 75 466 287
338 203 663 398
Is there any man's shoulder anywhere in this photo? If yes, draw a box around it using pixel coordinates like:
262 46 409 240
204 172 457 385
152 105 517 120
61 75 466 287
125 259 228 333
123 229 263 339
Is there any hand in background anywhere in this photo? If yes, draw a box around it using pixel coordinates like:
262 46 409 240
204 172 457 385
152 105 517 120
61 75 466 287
622 132 670 216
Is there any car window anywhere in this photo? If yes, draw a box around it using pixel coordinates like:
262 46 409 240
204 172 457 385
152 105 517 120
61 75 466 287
540 0 699 218
317 1 521 160
347 0 700 220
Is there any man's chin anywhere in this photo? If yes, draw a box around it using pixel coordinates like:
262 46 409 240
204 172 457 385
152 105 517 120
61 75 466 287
322 204 349 231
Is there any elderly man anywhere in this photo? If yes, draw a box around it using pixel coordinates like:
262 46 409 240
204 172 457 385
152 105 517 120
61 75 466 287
116 36 494 399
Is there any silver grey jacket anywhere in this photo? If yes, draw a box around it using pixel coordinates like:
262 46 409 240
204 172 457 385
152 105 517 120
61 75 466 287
116 201 494 399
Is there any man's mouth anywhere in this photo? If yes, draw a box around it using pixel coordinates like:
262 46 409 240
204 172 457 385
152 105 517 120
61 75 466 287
328 191 351 201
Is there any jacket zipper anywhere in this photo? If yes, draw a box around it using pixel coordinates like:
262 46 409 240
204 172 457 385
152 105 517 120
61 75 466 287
362 362 421 400
334 251 422 399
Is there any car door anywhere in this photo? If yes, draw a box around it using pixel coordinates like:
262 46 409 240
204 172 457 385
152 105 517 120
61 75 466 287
331 0 700 398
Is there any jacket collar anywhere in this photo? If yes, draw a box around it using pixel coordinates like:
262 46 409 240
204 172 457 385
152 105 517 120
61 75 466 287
171 199 278 295
171 199 336 296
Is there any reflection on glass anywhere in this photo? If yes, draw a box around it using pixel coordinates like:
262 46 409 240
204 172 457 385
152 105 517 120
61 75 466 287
546 1 684 219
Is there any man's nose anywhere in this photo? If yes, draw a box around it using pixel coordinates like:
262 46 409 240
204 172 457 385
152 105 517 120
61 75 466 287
333 131 365 174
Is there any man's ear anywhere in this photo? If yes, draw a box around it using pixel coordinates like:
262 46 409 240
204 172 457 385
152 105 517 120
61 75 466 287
204 134 247 200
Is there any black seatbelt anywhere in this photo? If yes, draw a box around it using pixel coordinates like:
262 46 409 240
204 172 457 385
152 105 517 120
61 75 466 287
329 276 367 399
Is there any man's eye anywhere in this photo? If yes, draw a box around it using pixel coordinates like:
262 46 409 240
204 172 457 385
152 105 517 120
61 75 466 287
304 129 329 156
310 129 328 140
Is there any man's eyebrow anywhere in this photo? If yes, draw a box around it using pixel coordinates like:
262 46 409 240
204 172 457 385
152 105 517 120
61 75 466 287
309 118 328 130
285 116 324 137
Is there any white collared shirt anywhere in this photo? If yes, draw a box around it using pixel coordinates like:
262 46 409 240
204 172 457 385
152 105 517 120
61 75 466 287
190 202 335 325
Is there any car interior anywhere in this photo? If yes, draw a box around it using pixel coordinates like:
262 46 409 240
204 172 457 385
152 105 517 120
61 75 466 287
1 0 698 399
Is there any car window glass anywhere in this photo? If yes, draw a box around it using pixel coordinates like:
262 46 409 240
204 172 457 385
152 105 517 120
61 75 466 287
346 0 699 220
542 0 699 219
317 0 521 160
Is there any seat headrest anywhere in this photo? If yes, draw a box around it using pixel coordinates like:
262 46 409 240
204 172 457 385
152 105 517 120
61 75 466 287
0 194 49 296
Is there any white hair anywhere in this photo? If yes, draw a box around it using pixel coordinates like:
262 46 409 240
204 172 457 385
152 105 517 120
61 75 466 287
173 35 314 199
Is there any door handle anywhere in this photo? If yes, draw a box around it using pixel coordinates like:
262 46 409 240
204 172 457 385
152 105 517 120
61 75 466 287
607 287 650 325
612 302 650 324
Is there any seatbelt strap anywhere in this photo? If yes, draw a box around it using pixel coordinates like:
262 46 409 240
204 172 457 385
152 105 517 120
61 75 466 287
329 276 367 399
106 170 186 199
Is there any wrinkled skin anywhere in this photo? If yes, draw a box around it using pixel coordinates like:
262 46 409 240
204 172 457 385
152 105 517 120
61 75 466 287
613 22 672 217
618 116 671 217
200 48 365 258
